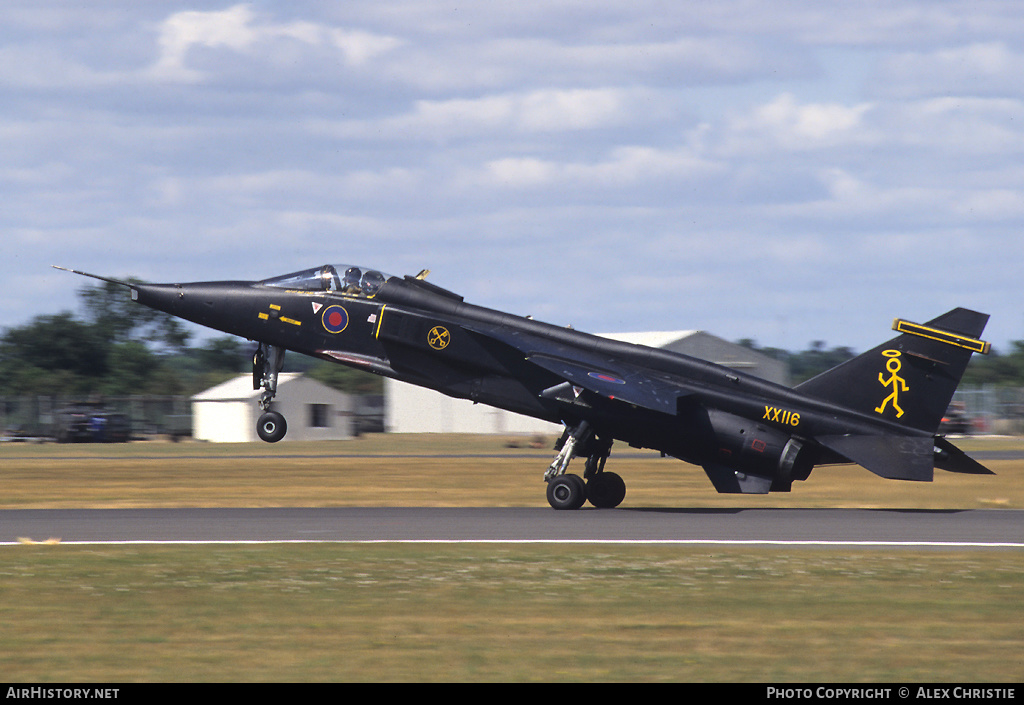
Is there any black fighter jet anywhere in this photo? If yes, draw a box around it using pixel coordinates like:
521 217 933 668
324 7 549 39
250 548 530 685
55 264 993 509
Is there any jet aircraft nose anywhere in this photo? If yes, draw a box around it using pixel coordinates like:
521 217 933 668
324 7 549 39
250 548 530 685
53 267 267 343
130 282 190 319
130 280 261 338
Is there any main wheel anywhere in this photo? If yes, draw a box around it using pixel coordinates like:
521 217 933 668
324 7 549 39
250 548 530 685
586 471 626 509
257 411 287 443
546 473 587 510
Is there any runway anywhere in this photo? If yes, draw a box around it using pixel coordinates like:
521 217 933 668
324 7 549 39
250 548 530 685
3 507 1023 547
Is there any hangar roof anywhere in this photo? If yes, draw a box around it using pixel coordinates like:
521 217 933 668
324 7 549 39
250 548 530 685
598 330 699 348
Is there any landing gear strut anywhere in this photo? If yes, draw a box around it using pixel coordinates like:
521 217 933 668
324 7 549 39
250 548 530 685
544 422 626 509
253 343 287 443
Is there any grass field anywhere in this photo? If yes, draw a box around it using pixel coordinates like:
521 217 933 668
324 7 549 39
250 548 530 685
2 545 1023 682
1 434 1022 682
1 433 1023 509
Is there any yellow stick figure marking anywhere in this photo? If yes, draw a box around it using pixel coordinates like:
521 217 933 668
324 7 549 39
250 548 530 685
875 350 909 418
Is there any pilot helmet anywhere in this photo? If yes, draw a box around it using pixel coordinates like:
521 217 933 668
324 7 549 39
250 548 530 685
361 270 384 295
343 267 362 290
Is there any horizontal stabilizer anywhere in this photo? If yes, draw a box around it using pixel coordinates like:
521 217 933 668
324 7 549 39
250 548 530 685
934 437 995 475
702 464 773 494
816 434 934 482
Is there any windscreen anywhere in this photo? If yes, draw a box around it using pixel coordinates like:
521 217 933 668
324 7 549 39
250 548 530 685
262 264 393 296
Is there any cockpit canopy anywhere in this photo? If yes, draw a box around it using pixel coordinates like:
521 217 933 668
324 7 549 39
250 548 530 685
262 264 393 297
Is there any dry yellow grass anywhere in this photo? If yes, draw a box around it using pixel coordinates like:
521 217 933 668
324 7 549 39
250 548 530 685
0 434 1021 509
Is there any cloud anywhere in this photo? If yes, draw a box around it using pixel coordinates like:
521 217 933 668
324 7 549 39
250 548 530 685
876 42 1024 98
722 93 875 153
375 33 802 94
482 145 723 191
879 97 1024 156
0 44 111 88
147 3 401 83
310 87 659 144
4 1 1024 353
405 88 636 137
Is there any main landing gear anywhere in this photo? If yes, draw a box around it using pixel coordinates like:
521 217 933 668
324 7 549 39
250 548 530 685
253 343 287 443
544 422 626 510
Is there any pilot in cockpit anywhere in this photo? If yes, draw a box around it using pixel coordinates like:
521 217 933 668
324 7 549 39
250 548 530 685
342 267 362 294
361 270 385 296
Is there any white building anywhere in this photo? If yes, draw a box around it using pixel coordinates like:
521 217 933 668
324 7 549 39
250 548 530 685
192 373 354 443
385 380 561 435
385 330 787 434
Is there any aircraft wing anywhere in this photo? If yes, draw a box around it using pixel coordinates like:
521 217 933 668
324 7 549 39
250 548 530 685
526 353 692 415
462 324 698 415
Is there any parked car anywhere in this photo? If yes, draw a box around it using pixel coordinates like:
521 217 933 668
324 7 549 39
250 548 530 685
938 402 972 435
53 405 131 443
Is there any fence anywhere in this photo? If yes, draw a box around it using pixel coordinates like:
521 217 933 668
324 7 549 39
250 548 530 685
952 386 1024 435
0 395 191 441
1 394 385 442
3 388 1022 442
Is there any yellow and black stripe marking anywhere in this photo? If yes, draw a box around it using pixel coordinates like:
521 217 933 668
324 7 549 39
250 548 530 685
259 303 302 326
892 319 990 354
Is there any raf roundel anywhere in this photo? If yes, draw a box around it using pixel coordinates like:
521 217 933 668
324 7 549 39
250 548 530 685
322 305 349 334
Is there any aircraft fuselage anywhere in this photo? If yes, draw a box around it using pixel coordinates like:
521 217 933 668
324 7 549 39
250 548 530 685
57 263 993 507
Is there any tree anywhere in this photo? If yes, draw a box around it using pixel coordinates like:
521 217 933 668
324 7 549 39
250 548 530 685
963 340 1024 387
737 338 856 385
78 279 191 352
306 359 383 395
0 314 109 394
194 337 249 372
0 280 200 396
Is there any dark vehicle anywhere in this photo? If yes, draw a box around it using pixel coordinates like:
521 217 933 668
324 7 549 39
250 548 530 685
939 402 973 435
54 405 131 443
56 264 994 508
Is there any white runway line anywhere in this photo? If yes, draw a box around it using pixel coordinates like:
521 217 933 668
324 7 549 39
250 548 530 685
4 539 1024 547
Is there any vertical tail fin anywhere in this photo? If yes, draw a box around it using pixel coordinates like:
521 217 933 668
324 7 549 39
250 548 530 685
795 308 990 434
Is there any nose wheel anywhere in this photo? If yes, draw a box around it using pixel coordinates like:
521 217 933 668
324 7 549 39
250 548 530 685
257 410 287 443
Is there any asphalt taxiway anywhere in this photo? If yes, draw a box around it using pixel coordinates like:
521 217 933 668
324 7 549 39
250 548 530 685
3 507 1023 547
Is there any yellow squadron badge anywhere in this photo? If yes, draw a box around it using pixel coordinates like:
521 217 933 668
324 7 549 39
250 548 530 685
427 326 451 350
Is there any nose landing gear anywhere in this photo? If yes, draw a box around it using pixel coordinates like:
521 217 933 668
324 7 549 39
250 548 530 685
254 343 287 443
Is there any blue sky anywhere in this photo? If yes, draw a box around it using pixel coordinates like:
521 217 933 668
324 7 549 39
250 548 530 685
3 1 1023 353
